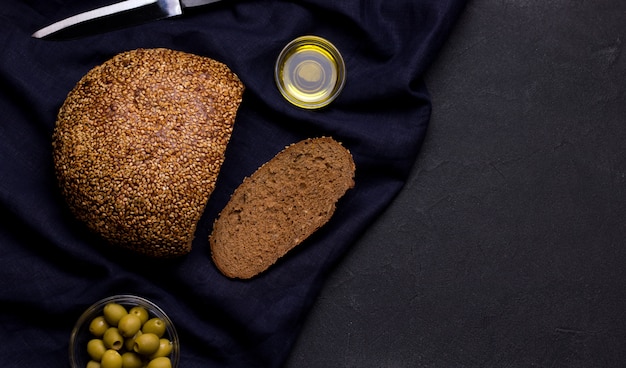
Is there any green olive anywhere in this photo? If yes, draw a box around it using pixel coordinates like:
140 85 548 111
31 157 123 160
121 351 144 368
142 318 166 337
124 330 142 351
133 332 160 355
103 303 128 326
117 314 142 338
103 327 124 350
146 356 172 368
100 349 123 368
149 338 173 359
84 302 173 368
128 306 149 325
87 339 107 361
89 316 110 337
86 360 101 368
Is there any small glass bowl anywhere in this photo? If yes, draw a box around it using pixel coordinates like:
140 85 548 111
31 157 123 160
69 295 179 368
275 35 346 109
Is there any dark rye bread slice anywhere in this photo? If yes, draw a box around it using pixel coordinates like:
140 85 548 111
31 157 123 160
52 48 244 257
210 137 356 279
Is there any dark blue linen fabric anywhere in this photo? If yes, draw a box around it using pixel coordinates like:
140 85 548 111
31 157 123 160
0 0 467 366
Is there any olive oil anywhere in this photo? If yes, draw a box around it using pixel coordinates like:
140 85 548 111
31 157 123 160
275 36 346 109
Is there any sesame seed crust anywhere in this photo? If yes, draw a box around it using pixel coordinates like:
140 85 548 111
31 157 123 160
52 48 244 257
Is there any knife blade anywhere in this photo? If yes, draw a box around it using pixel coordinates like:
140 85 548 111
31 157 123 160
32 0 224 40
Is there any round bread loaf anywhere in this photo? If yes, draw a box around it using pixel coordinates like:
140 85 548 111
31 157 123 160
209 137 356 279
52 48 244 257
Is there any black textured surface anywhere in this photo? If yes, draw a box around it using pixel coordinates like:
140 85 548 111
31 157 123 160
285 1 626 367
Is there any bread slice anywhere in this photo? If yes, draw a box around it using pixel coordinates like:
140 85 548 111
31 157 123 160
52 48 244 257
210 137 356 279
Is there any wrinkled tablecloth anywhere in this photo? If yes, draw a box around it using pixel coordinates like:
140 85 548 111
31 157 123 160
0 0 467 366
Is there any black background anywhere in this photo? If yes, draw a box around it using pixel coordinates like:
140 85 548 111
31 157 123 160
285 1 626 367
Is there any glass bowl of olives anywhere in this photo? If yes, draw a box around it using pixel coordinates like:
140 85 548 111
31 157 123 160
69 295 179 368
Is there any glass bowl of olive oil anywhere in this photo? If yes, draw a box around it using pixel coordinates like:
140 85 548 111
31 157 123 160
275 35 346 109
